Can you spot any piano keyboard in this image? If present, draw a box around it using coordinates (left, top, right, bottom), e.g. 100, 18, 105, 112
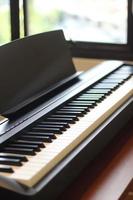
0, 65, 133, 187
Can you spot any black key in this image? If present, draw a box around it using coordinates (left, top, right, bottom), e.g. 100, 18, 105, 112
0, 157, 22, 166
31, 127, 62, 134
15, 140, 45, 148
36, 124, 66, 131
62, 106, 89, 111
0, 153, 27, 162
0, 165, 14, 173
25, 131, 57, 138
20, 135, 52, 143
47, 117, 75, 124
56, 110, 84, 117
39, 121, 70, 128
50, 115, 79, 121
8, 143, 40, 152
3, 147, 36, 156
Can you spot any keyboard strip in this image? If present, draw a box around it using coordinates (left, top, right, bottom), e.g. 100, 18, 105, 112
6, 76, 132, 187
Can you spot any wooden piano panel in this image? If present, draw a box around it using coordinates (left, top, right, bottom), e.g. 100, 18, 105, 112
73, 58, 103, 72
57, 119, 133, 200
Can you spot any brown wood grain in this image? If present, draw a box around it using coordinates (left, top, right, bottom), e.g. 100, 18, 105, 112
72, 57, 104, 72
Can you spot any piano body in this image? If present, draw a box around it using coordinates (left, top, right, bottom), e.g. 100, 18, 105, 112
0, 30, 133, 199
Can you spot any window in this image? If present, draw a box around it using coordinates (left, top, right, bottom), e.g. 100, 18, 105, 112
26, 0, 127, 44
0, 0, 10, 44
1, 0, 133, 60
0, 0, 20, 44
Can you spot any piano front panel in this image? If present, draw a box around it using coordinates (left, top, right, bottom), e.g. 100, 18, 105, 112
0, 64, 133, 188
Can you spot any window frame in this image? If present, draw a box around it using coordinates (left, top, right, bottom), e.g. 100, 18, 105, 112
70, 0, 133, 61
11, 0, 133, 61
10, 0, 20, 40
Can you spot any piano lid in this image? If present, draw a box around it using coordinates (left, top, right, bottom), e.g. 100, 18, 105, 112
0, 30, 76, 117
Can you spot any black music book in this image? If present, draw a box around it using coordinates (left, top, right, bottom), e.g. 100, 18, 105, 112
0, 30, 133, 200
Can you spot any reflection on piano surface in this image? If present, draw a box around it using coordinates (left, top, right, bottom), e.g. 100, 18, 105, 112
0, 30, 133, 200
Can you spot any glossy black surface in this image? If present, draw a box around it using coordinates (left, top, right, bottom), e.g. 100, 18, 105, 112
0, 30, 76, 116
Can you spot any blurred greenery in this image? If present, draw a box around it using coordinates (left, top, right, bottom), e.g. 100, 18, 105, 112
0, 6, 10, 44
28, 1, 63, 34
0, 0, 127, 44
0, 0, 62, 44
